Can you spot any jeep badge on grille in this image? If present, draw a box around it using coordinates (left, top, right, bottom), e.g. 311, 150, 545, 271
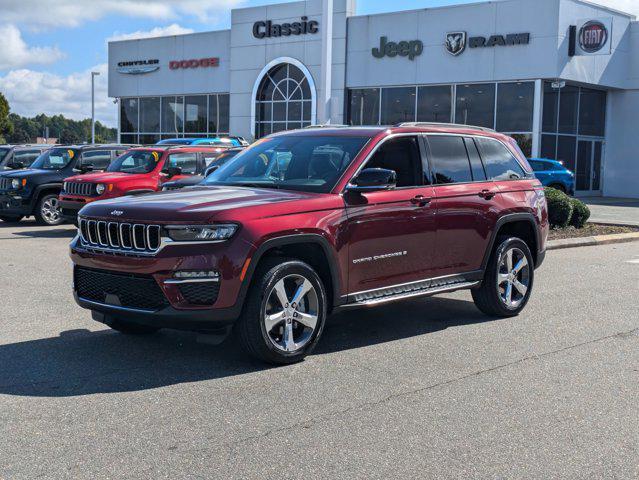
111, 210, 124, 216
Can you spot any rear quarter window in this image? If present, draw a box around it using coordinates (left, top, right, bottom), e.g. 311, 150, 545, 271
475, 137, 526, 181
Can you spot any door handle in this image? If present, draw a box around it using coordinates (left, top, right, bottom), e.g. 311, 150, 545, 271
478, 189, 496, 200
410, 195, 431, 206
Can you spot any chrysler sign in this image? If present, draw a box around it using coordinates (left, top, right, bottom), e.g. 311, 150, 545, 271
117, 59, 159, 75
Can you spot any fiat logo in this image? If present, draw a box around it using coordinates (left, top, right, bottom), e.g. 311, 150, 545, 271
579, 20, 608, 53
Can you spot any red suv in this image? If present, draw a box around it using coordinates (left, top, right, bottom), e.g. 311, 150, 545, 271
70, 125, 548, 364
59, 146, 230, 222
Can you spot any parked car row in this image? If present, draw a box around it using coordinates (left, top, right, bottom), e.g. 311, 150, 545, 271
0, 139, 246, 225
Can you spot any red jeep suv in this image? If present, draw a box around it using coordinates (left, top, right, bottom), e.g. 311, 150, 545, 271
59, 146, 230, 222
70, 125, 548, 364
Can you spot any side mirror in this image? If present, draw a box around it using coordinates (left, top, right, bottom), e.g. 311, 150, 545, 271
166, 166, 182, 178
7, 161, 24, 170
79, 163, 94, 173
204, 165, 219, 177
346, 168, 397, 193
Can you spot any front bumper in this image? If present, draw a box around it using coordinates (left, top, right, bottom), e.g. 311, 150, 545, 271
70, 234, 254, 331
59, 197, 94, 221
0, 193, 31, 216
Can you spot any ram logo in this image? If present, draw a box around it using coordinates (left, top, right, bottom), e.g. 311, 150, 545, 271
445, 32, 467, 56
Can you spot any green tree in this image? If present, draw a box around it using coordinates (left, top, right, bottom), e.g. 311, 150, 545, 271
0, 93, 13, 142
60, 128, 81, 144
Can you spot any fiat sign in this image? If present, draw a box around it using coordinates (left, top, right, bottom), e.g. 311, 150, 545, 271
576, 18, 612, 55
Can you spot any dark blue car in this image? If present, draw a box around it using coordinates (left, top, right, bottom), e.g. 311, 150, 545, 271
528, 158, 575, 195
156, 136, 248, 147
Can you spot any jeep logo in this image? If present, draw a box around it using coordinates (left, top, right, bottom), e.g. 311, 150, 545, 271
372, 36, 424, 61
110, 210, 124, 216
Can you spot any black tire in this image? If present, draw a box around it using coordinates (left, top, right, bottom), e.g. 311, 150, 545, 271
108, 318, 160, 335
549, 183, 566, 193
234, 258, 327, 365
472, 236, 534, 317
0, 215, 23, 223
34, 193, 64, 226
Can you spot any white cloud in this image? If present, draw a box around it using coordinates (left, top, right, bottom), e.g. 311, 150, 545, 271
0, 64, 117, 127
108, 23, 195, 43
593, 0, 639, 17
2, 0, 244, 29
0, 24, 65, 70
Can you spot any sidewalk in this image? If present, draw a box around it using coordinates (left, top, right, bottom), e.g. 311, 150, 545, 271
580, 197, 639, 227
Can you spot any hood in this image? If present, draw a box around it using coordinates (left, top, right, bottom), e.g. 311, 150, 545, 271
64, 172, 150, 183
79, 185, 329, 223
0, 168, 53, 179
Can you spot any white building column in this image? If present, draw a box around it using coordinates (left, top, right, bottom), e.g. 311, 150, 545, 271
531, 79, 543, 157
319, 0, 334, 124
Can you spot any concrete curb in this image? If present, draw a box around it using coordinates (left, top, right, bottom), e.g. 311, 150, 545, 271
547, 232, 639, 250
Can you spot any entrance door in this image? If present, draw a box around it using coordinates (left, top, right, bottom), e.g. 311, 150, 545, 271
576, 140, 603, 195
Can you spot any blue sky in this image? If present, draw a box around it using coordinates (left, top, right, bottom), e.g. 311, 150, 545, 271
0, 0, 634, 127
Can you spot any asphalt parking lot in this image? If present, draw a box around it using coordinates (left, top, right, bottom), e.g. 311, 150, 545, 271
0, 221, 638, 479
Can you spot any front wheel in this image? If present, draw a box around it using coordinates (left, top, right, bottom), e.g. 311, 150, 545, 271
472, 237, 534, 317
235, 259, 327, 365
34, 194, 64, 226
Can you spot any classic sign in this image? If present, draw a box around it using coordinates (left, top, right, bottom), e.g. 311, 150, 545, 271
372, 36, 424, 60
253, 16, 319, 38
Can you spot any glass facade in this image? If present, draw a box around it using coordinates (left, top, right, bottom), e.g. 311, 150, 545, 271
541, 81, 606, 192
347, 81, 535, 155
120, 94, 230, 144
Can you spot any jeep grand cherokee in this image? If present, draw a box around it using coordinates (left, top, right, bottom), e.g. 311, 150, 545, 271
70, 124, 548, 364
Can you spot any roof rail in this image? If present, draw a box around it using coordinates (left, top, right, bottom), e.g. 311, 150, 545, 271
395, 122, 495, 133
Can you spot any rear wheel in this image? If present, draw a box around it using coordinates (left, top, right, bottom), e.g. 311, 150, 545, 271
35, 194, 64, 226
235, 259, 327, 365
549, 183, 566, 193
472, 237, 534, 317
0, 215, 23, 223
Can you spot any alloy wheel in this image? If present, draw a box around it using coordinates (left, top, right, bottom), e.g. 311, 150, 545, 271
42, 197, 61, 224
263, 274, 319, 353
496, 247, 530, 309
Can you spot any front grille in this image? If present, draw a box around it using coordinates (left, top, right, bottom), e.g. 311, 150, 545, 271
0, 178, 13, 190
75, 267, 169, 311
66, 182, 95, 196
78, 217, 161, 254
178, 282, 220, 306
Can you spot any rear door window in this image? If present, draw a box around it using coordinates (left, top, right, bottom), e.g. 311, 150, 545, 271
475, 137, 526, 181
427, 135, 473, 184
81, 150, 112, 170
167, 153, 198, 174
14, 150, 42, 167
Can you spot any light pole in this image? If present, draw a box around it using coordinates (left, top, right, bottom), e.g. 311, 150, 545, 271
91, 71, 100, 144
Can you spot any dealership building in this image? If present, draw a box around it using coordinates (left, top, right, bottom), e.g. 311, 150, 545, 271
108, 0, 639, 197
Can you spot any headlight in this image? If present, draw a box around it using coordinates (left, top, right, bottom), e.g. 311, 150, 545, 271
95, 183, 106, 195
11, 179, 22, 190
165, 224, 238, 242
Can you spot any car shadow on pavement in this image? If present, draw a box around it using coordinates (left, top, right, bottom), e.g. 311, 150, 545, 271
12, 228, 77, 239
0, 297, 498, 398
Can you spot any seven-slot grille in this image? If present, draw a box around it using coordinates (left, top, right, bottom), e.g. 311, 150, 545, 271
78, 217, 162, 254
66, 181, 95, 196
0, 178, 14, 190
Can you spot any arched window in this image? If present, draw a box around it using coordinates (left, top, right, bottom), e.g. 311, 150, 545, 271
254, 63, 313, 138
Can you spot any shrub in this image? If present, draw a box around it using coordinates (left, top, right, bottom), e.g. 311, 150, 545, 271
545, 187, 573, 228
569, 197, 591, 228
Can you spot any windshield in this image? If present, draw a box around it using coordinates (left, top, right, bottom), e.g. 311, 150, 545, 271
203, 135, 370, 193
30, 148, 77, 170
108, 150, 162, 174
0, 148, 9, 166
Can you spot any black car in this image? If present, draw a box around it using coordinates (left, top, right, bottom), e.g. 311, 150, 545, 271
0, 145, 52, 171
161, 147, 245, 191
0, 144, 132, 225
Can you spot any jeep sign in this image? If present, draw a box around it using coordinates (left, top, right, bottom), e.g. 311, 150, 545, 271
372, 37, 424, 61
